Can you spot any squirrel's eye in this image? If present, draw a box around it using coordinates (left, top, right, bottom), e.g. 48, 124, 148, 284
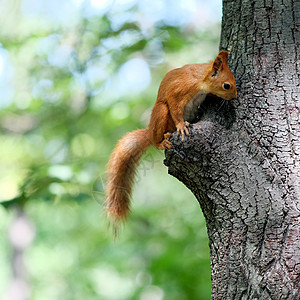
223, 83, 231, 90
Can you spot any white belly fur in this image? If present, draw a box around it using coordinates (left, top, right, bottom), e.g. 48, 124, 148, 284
183, 92, 207, 122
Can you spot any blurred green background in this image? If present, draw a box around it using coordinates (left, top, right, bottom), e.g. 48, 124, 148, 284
0, 0, 222, 299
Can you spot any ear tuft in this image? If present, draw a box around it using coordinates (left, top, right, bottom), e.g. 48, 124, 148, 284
217, 51, 228, 63
212, 51, 229, 76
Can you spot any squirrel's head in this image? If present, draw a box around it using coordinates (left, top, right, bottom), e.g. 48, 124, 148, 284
203, 51, 237, 100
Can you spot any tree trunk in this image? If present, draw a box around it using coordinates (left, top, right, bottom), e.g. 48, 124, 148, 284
164, 0, 300, 299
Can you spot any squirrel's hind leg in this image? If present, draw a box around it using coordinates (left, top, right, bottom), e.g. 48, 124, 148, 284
149, 103, 174, 150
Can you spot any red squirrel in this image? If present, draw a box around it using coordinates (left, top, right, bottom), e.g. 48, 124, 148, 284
106, 51, 237, 225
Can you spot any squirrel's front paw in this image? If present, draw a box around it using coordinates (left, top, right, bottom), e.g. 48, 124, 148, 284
176, 121, 190, 141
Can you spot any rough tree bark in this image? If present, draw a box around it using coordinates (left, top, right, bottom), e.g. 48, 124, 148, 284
164, 0, 300, 299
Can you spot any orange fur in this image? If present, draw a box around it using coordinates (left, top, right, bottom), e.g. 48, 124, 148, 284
106, 51, 237, 225
106, 129, 151, 223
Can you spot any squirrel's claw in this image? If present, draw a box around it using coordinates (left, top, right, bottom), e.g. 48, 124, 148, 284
164, 140, 172, 149
157, 133, 172, 150
177, 121, 190, 141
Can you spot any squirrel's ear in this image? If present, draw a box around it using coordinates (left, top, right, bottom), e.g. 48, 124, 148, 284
211, 51, 229, 77
217, 51, 228, 63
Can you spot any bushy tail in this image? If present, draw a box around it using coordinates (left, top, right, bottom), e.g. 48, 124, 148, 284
105, 128, 152, 227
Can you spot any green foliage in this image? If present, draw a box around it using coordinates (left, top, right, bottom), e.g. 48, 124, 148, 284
0, 1, 221, 299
